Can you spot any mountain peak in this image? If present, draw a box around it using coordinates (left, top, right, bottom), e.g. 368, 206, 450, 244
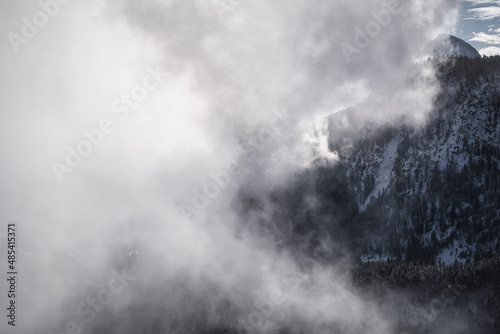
423, 34, 481, 59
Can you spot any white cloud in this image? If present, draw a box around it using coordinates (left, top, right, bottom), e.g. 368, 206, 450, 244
463, 0, 500, 5
470, 31, 500, 43
479, 45, 500, 55
467, 6, 500, 20
0, 0, 465, 333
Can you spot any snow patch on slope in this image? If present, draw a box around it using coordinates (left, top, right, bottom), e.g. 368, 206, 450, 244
364, 136, 400, 207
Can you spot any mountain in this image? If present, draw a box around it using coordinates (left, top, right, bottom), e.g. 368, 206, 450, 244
205, 56, 500, 334
423, 34, 481, 59
234, 54, 500, 333
325, 56, 500, 264
239, 56, 500, 266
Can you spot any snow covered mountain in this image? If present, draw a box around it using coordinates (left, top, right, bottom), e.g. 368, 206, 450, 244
234, 53, 500, 334
239, 55, 499, 267
238, 54, 500, 269
326, 56, 500, 264
423, 34, 481, 59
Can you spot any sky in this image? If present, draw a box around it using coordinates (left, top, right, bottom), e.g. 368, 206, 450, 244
457, 0, 500, 56
0, 0, 497, 333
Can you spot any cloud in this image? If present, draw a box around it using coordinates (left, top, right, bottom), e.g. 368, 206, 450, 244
0, 0, 462, 333
479, 45, 500, 55
463, 0, 500, 5
466, 6, 500, 20
470, 31, 500, 43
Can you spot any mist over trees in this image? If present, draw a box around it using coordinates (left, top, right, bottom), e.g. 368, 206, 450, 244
233, 55, 500, 333
240, 56, 500, 265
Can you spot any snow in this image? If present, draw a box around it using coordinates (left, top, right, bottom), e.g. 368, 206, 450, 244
437, 239, 473, 265
364, 136, 400, 207
360, 253, 394, 263
423, 34, 481, 59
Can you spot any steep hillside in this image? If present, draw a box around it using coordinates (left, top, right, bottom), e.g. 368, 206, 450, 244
327, 56, 500, 263
237, 56, 500, 267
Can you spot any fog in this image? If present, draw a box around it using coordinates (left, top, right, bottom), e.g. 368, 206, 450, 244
0, 0, 460, 333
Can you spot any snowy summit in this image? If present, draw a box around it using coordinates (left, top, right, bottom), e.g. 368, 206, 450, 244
423, 34, 481, 59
